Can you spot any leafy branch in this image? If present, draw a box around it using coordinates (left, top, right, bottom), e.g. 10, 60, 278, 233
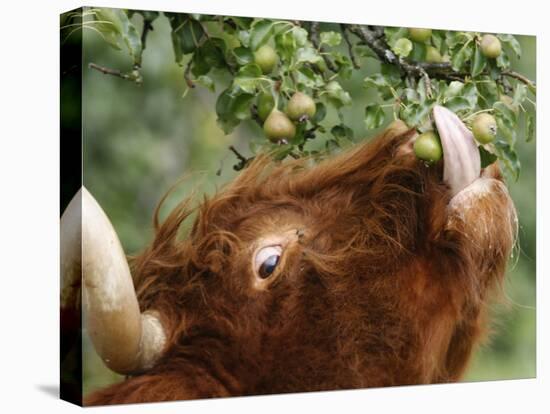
74, 8, 536, 179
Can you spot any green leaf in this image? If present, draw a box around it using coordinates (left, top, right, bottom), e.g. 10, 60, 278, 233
215, 88, 240, 134
190, 13, 207, 21
451, 40, 474, 72
479, 145, 498, 168
443, 81, 464, 99
364, 72, 399, 101
94, 10, 124, 50
311, 102, 326, 124
95, 8, 143, 65
364, 73, 395, 101
325, 81, 352, 107
380, 63, 401, 87
486, 59, 501, 80
471, 45, 487, 77
495, 52, 510, 69
475, 76, 499, 108
444, 97, 472, 112
177, 18, 206, 54
274, 31, 296, 60
525, 112, 535, 143
271, 144, 294, 161
461, 82, 479, 108
400, 99, 435, 127
409, 42, 426, 62
494, 101, 518, 124
292, 122, 310, 146
215, 88, 255, 133
325, 139, 341, 151
195, 75, 215, 92
496, 117, 516, 145
320, 31, 342, 47
296, 67, 324, 89
191, 38, 226, 76
170, 31, 183, 64
331, 124, 354, 141
494, 102, 517, 148
327, 52, 350, 79
249, 19, 273, 50
432, 31, 444, 50
191, 54, 209, 76
296, 47, 323, 65
495, 140, 520, 181
216, 88, 235, 118
237, 63, 262, 77
364, 73, 389, 90
292, 27, 309, 46
392, 38, 413, 58
403, 88, 419, 102
445, 31, 472, 50
232, 93, 256, 120
384, 27, 409, 48
230, 17, 253, 30
233, 63, 263, 94
497, 34, 521, 58
364, 104, 385, 129
217, 117, 241, 135
512, 83, 527, 107
233, 47, 254, 65
238, 30, 251, 48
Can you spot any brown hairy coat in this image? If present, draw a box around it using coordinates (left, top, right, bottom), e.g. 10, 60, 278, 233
86, 122, 516, 405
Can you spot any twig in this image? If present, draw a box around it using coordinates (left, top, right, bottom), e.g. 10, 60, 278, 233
415, 61, 452, 71
141, 19, 153, 51
216, 154, 227, 176
419, 64, 536, 89
298, 125, 320, 151
197, 20, 211, 40
500, 75, 513, 95
502, 70, 536, 90
349, 25, 432, 96
347, 25, 539, 95
182, 20, 225, 86
368, 25, 385, 39
223, 18, 237, 31
88, 62, 141, 84
349, 25, 398, 64
399, 59, 433, 97
304, 125, 319, 139
184, 60, 195, 88
229, 145, 253, 171
309, 22, 338, 73
250, 105, 264, 127
89, 62, 125, 78
341, 25, 360, 69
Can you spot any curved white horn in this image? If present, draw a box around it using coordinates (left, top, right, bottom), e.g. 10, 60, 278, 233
61, 187, 166, 374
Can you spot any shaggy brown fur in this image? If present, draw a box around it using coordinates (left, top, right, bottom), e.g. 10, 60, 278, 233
86, 122, 516, 405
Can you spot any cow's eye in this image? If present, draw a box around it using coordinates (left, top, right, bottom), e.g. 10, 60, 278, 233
254, 245, 282, 279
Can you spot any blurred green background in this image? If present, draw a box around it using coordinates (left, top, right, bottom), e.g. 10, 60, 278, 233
77, 12, 536, 394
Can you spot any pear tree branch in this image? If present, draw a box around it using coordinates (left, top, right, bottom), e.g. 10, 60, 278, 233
309, 22, 338, 73
347, 25, 536, 92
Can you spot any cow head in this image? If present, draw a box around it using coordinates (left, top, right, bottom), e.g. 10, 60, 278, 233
61, 106, 516, 397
